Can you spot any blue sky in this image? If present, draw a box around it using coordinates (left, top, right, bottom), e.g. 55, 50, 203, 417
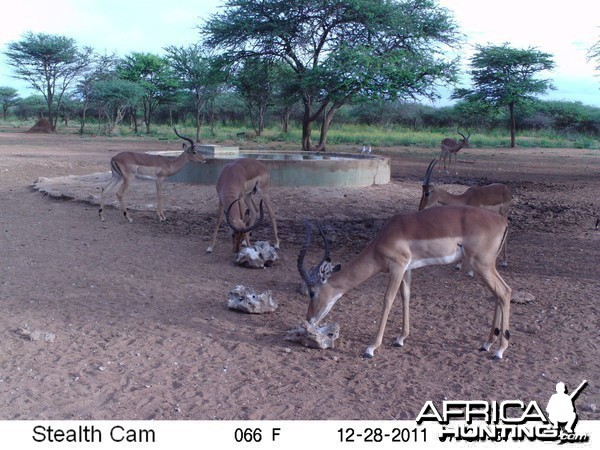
1, 0, 599, 106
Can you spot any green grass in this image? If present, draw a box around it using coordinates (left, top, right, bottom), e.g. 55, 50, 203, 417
197, 124, 600, 150
3, 119, 599, 149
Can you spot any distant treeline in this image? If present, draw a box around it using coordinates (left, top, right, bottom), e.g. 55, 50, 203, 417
4, 93, 600, 142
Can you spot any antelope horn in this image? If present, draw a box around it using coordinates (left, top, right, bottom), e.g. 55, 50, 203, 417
423, 159, 437, 186
315, 222, 331, 265
173, 127, 195, 149
297, 219, 313, 288
225, 198, 264, 234
457, 128, 470, 141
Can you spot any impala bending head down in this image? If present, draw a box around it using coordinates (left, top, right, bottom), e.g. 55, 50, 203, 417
207, 158, 280, 253
298, 206, 512, 359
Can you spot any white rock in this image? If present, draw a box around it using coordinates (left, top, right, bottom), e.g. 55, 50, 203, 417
285, 321, 340, 349
227, 285, 278, 314
235, 241, 279, 268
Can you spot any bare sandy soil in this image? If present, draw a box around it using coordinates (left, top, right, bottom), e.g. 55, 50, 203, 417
0, 129, 599, 421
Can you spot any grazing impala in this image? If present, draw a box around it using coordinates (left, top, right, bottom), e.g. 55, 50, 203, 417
298, 206, 512, 360
207, 158, 280, 253
439, 128, 470, 173
99, 128, 205, 222
419, 159, 512, 273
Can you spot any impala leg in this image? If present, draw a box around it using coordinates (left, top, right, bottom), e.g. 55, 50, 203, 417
155, 178, 167, 222
454, 246, 474, 276
473, 263, 512, 359
394, 269, 412, 348
207, 203, 224, 253
99, 175, 121, 221
260, 194, 280, 249
364, 266, 405, 358
238, 198, 251, 248
500, 239, 508, 268
481, 299, 502, 352
116, 177, 133, 223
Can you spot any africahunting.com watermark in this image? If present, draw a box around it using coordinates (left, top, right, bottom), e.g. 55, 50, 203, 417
417, 380, 590, 444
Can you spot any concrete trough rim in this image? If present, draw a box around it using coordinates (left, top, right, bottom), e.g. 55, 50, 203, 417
154, 149, 390, 187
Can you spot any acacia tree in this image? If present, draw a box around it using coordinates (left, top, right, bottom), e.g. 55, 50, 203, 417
91, 79, 144, 136
0, 87, 20, 120
453, 43, 555, 148
4, 32, 94, 130
203, 0, 460, 151
233, 58, 281, 136
117, 52, 179, 134
164, 44, 224, 141
74, 53, 120, 134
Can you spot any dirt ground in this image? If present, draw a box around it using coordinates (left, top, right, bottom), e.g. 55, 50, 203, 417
0, 129, 599, 421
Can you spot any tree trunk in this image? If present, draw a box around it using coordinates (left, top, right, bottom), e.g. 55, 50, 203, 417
195, 111, 203, 143
79, 106, 88, 134
301, 96, 314, 151
46, 82, 56, 132
257, 105, 266, 136
509, 102, 516, 148
315, 103, 342, 151
281, 107, 290, 133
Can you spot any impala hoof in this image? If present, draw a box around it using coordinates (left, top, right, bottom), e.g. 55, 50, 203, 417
479, 346, 488, 352
492, 355, 503, 361
363, 352, 374, 359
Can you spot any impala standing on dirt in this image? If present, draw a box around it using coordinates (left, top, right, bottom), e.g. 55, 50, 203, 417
99, 128, 205, 222
207, 158, 280, 253
419, 159, 512, 273
439, 128, 470, 173
298, 206, 512, 360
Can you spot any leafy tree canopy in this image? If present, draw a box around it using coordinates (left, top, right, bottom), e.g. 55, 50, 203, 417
453, 43, 555, 147
117, 52, 180, 133
203, 0, 461, 150
4, 32, 94, 129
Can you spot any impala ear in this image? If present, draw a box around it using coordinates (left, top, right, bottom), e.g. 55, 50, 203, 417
317, 260, 341, 283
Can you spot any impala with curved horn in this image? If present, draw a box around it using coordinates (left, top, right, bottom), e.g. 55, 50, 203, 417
224, 196, 265, 252
439, 128, 470, 173
99, 128, 205, 222
419, 159, 512, 274
298, 206, 512, 359
207, 158, 280, 253
297, 221, 340, 295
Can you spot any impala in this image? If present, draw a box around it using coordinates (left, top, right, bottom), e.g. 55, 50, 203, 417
419, 159, 512, 273
207, 158, 280, 253
99, 128, 205, 222
298, 206, 512, 359
439, 128, 470, 173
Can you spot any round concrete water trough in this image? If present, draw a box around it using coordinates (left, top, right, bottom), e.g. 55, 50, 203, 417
157, 146, 390, 187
